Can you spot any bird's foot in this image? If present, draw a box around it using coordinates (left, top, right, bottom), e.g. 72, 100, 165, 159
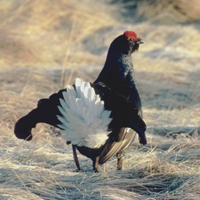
94, 167, 100, 173
75, 168, 81, 172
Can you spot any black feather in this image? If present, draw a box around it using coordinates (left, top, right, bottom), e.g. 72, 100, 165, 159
14, 31, 146, 171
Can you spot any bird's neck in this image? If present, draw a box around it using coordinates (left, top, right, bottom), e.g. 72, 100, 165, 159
94, 51, 136, 97
94, 49, 142, 115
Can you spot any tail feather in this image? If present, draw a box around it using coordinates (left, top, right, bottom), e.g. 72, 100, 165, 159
56, 78, 112, 148
14, 89, 65, 140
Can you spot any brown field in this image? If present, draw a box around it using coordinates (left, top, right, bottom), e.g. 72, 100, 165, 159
0, 0, 200, 199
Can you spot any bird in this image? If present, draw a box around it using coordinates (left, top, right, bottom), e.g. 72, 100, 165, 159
14, 31, 147, 172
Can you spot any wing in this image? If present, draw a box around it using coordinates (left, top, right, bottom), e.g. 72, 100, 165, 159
122, 115, 147, 145
93, 82, 147, 145
56, 78, 112, 148
99, 128, 136, 165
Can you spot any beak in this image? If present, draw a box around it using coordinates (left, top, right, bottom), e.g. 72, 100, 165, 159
137, 38, 145, 44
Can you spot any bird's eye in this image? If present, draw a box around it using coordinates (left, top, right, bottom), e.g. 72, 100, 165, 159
128, 38, 135, 43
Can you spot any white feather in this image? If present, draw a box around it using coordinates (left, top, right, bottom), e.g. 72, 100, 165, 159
57, 78, 112, 148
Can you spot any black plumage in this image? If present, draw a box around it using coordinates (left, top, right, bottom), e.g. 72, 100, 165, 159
14, 31, 147, 172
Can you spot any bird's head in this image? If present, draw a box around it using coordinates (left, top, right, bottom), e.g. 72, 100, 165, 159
110, 31, 144, 54
124, 31, 144, 52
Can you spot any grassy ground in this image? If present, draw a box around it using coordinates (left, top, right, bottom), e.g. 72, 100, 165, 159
0, 0, 200, 199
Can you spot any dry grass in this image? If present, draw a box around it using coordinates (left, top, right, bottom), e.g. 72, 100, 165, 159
114, 0, 200, 23
136, 0, 200, 23
0, 0, 200, 199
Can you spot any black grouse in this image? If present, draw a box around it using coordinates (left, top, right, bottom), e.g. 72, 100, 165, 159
14, 31, 147, 172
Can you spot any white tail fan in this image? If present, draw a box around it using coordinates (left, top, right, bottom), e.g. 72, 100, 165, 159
56, 78, 112, 148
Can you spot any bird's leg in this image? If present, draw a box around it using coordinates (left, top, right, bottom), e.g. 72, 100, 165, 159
93, 157, 99, 172
116, 151, 124, 170
72, 145, 81, 171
